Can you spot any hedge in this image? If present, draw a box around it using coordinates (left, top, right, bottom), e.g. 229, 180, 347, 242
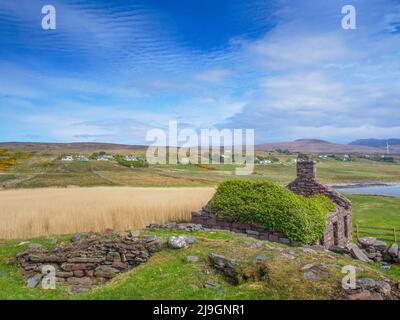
209, 180, 335, 244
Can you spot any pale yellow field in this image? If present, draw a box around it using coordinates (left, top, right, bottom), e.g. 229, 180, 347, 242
0, 187, 215, 239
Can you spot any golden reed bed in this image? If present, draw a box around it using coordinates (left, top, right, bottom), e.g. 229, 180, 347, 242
0, 187, 215, 239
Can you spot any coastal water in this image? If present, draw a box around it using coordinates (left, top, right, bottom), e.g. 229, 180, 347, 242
335, 185, 400, 197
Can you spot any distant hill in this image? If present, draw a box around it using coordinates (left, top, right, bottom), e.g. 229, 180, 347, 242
0, 142, 147, 154
255, 139, 387, 154
349, 138, 400, 148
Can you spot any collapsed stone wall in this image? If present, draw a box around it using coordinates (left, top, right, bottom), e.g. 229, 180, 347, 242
191, 210, 300, 246
16, 232, 161, 293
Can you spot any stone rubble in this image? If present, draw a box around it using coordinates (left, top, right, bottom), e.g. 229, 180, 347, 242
16, 231, 163, 293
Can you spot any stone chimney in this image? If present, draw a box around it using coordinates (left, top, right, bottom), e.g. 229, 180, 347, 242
296, 160, 316, 181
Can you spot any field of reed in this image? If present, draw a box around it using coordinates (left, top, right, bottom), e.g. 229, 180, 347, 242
0, 187, 215, 239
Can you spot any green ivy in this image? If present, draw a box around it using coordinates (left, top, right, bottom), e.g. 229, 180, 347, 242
209, 180, 335, 245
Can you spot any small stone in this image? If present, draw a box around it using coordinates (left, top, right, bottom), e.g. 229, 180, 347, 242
71, 232, 81, 242
347, 290, 372, 300
146, 235, 157, 243
181, 235, 196, 244
128, 230, 140, 238
301, 264, 314, 270
248, 242, 262, 249
209, 253, 226, 269
246, 229, 259, 236
186, 256, 200, 262
299, 247, 317, 255
358, 237, 377, 247
380, 264, 391, 270
358, 278, 376, 289
254, 254, 267, 263
329, 246, 349, 254
204, 280, 219, 289
94, 265, 120, 278
28, 243, 43, 251
375, 281, 391, 295
388, 243, 399, 257
303, 271, 320, 281
27, 274, 43, 288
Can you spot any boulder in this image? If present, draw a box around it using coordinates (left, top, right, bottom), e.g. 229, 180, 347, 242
168, 236, 188, 249
346, 243, 372, 263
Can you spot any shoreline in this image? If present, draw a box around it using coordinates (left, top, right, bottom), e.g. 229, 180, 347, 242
328, 181, 400, 189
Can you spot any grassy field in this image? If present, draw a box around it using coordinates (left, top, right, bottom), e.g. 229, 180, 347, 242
0, 228, 399, 300
0, 187, 215, 239
348, 194, 400, 228
1, 151, 399, 189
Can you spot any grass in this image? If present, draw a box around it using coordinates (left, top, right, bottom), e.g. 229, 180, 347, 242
0, 187, 215, 239
1, 228, 399, 300
349, 194, 400, 228
1, 152, 400, 189
0, 193, 400, 300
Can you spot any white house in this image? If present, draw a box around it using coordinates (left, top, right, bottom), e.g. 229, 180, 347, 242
259, 159, 272, 165
124, 155, 137, 161
61, 155, 73, 161
97, 155, 114, 161
75, 155, 88, 161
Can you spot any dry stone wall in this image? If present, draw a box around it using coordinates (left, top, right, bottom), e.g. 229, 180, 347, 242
16, 232, 162, 293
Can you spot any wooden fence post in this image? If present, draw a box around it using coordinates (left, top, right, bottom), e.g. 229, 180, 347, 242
356, 224, 359, 240
394, 227, 397, 243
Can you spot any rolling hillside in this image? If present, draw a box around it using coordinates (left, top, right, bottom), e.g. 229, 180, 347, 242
255, 139, 386, 154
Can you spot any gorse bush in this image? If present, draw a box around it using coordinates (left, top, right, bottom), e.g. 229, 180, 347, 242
209, 180, 335, 245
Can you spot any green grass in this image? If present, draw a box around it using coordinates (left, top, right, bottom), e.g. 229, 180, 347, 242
1, 227, 400, 300
349, 194, 400, 228
2, 152, 400, 189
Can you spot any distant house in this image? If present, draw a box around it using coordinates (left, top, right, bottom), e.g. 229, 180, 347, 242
61, 155, 73, 161
259, 159, 272, 165
124, 155, 137, 161
318, 154, 328, 159
75, 155, 88, 161
96, 155, 114, 161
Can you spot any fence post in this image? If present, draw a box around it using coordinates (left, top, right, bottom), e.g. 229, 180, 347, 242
394, 227, 397, 243
356, 224, 359, 240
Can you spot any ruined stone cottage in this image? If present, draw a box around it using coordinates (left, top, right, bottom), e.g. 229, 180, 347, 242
287, 160, 352, 248
192, 160, 352, 248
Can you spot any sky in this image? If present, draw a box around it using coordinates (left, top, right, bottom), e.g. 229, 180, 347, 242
0, 0, 400, 144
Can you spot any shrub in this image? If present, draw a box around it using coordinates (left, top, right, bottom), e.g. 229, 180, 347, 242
209, 180, 335, 245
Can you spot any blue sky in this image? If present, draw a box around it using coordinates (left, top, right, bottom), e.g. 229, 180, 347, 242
1, 0, 400, 144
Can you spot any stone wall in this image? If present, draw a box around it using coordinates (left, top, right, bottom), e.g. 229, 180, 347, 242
16, 232, 162, 293
287, 161, 352, 248
191, 210, 299, 246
